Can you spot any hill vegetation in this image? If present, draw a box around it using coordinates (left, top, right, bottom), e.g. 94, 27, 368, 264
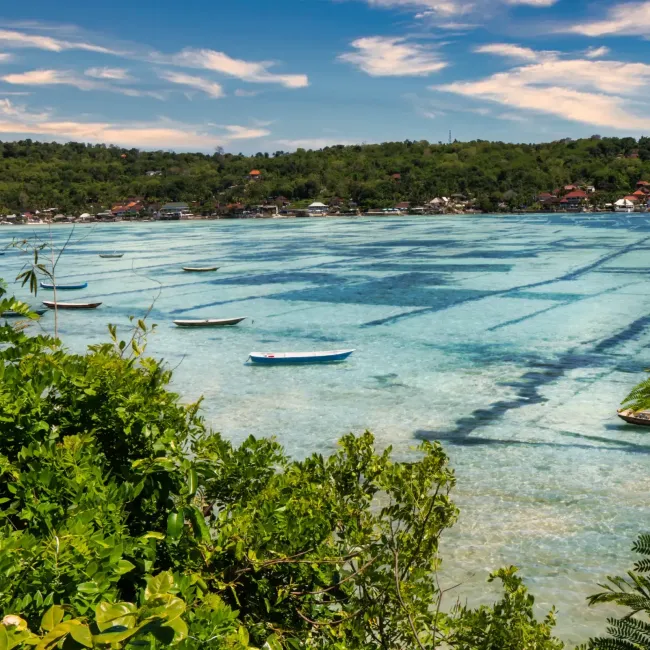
2, 136, 650, 213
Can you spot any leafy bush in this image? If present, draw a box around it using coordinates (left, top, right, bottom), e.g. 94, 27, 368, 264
0, 283, 565, 648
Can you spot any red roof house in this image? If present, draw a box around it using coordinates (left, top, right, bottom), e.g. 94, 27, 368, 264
248, 170, 262, 180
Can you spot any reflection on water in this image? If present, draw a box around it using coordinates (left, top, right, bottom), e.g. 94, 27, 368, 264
3, 213, 650, 643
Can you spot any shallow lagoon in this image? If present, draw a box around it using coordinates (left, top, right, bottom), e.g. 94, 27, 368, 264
3, 213, 650, 642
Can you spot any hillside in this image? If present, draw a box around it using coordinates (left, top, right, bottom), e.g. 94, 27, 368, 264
1, 136, 650, 213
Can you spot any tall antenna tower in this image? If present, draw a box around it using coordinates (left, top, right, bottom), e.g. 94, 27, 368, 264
448, 130, 452, 145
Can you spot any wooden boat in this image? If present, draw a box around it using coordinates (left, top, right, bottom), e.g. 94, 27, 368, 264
99, 253, 124, 259
617, 409, 650, 426
42, 301, 101, 310
40, 281, 88, 290
174, 317, 246, 328
182, 266, 219, 273
248, 349, 355, 365
2, 308, 47, 317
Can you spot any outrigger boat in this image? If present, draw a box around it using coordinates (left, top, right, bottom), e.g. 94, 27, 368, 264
99, 253, 124, 259
248, 349, 355, 365
182, 266, 219, 272
174, 317, 246, 328
2, 308, 47, 317
40, 281, 88, 290
42, 301, 102, 310
617, 409, 650, 426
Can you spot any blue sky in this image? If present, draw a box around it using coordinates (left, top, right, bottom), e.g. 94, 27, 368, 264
0, 0, 648, 152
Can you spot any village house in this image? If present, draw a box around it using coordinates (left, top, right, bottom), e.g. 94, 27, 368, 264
159, 202, 192, 220
395, 202, 410, 212
307, 202, 328, 216
560, 189, 588, 211
248, 169, 262, 181
111, 200, 144, 218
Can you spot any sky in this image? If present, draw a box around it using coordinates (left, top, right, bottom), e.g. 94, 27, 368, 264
0, 0, 648, 153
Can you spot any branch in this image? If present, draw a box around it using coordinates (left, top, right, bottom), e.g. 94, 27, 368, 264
393, 549, 426, 650
291, 555, 379, 596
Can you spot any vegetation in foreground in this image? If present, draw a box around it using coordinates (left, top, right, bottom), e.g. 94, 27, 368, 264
1, 279, 650, 648
2, 136, 650, 214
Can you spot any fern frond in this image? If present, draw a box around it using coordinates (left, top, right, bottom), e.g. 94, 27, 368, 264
634, 559, 650, 574
591, 636, 644, 650
607, 617, 650, 646
632, 536, 650, 556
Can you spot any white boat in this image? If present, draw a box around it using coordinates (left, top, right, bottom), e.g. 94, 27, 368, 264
248, 349, 355, 365
174, 317, 246, 328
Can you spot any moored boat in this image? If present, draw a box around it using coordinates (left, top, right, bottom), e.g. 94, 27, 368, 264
182, 266, 219, 272
248, 349, 355, 365
617, 408, 650, 426
40, 281, 88, 290
2, 308, 47, 317
42, 301, 102, 310
174, 317, 246, 328
99, 253, 124, 259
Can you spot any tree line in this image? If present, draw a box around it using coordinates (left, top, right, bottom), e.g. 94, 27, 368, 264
1, 136, 650, 214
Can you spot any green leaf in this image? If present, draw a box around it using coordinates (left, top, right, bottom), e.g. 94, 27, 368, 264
141, 532, 165, 541
68, 625, 92, 649
0, 626, 8, 650
40, 606, 64, 633
166, 512, 183, 540
95, 603, 136, 632
76, 582, 99, 595
185, 505, 211, 544
263, 633, 283, 650
187, 468, 198, 497
145, 573, 174, 601
160, 617, 187, 643
115, 560, 136, 575
92, 625, 140, 645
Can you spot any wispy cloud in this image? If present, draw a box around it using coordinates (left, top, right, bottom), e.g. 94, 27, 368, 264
564, 1, 650, 37
158, 48, 308, 88
358, 0, 557, 19
158, 70, 225, 98
0, 99, 270, 150
234, 88, 260, 97
0, 53, 14, 63
474, 43, 552, 62
584, 46, 611, 59
2, 68, 164, 100
437, 52, 650, 129
340, 36, 447, 76
85, 67, 132, 80
0, 28, 122, 55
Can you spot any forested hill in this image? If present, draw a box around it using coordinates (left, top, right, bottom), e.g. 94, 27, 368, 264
2, 136, 650, 213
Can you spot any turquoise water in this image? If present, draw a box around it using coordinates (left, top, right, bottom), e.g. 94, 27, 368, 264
3, 214, 650, 642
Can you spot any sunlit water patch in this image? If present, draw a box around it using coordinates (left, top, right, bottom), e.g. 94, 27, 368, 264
3, 214, 650, 643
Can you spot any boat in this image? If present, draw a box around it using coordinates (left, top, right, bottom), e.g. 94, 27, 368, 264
174, 317, 246, 328
248, 349, 355, 365
617, 409, 650, 426
99, 253, 124, 259
2, 308, 47, 317
182, 266, 219, 272
42, 301, 102, 310
40, 281, 88, 290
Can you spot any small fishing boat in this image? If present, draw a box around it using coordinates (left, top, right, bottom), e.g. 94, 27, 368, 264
617, 409, 650, 426
248, 349, 355, 365
42, 301, 102, 310
99, 253, 124, 259
2, 308, 47, 317
174, 317, 246, 328
182, 266, 219, 273
40, 281, 88, 290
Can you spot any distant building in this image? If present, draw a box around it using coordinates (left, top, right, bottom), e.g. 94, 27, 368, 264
395, 202, 410, 211
307, 201, 328, 216
159, 202, 192, 220
111, 200, 144, 218
146, 170, 162, 177
562, 189, 588, 211
391, 173, 401, 180
248, 169, 262, 180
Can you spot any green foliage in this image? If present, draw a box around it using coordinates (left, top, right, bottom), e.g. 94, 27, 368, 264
0, 278, 566, 648
588, 535, 650, 649
0, 136, 649, 211
621, 373, 650, 413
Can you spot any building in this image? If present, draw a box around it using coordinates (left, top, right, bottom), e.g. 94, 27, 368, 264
146, 170, 162, 177
561, 189, 588, 211
395, 202, 410, 212
615, 198, 635, 213
159, 202, 192, 220
111, 200, 144, 218
249, 169, 262, 181
307, 202, 328, 216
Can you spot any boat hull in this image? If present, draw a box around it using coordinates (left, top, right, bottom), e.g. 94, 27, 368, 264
249, 350, 355, 365
182, 267, 219, 272
174, 317, 246, 327
99, 254, 124, 259
40, 282, 88, 290
2, 308, 47, 317
42, 301, 101, 310
618, 409, 650, 426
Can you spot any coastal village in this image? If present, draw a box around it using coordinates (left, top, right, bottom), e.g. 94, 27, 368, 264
2, 168, 650, 225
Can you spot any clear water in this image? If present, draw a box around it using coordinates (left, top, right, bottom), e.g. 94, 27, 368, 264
3, 214, 650, 643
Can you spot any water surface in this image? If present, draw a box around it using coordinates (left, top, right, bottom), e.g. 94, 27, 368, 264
3, 214, 650, 642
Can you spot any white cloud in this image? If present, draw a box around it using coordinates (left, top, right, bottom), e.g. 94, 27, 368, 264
0, 99, 269, 150
85, 67, 132, 80
2, 68, 165, 100
159, 70, 224, 98
339, 36, 447, 76
159, 48, 308, 88
0, 28, 121, 55
584, 46, 611, 59
436, 54, 650, 129
360, 0, 557, 17
275, 138, 361, 150
474, 43, 550, 61
565, 1, 650, 37
503, 0, 557, 5
234, 88, 260, 97
0, 53, 13, 63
